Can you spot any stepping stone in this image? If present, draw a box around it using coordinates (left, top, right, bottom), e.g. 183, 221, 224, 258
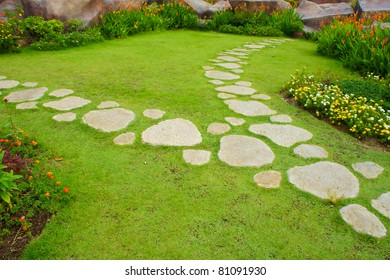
83, 108, 135, 132
244, 44, 265, 49
223, 51, 249, 56
225, 100, 276, 116
372, 192, 390, 219
203, 66, 214, 70
16, 102, 38, 110
233, 48, 252, 53
293, 144, 328, 159
0, 76, 6, 80
249, 124, 312, 147
0, 80, 20, 89
235, 81, 252, 87
207, 123, 231, 135
238, 61, 248, 65
143, 109, 166, 120
142, 118, 202, 146
231, 69, 244, 74
352, 162, 384, 179
49, 89, 74, 98
97, 101, 120, 109
225, 117, 245, 126
287, 161, 359, 200
217, 56, 240, 62
209, 59, 223, 63
4, 87, 48, 103
183, 150, 211, 165
218, 135, 275, 167
218, 93, 236, 99
114, 132, 135, 145
270, 114, 293, 123
43, 96, 91, 111
216, 85, 256, 96
340, 204, 387, 238
254, 170, 282, 189
22, 82, 38, 87
251, 94, 271, 100
209, 80, 224, 85
205, 71, 240, 81
53, 112, 77, 122
215, 63, 241, 70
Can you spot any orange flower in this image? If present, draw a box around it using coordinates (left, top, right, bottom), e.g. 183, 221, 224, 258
19, 216, 25, 222
63, 188, 69, 194
45, 192, 50, 197
15, 141, 21, 147
29, 175, 34, 180
31, 140, 38, 146
56, 181, 61, 185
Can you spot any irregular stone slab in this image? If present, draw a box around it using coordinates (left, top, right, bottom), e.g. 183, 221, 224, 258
254, 170, 282, 189
49, 89, 74, 97
114, 132, 135, 145
235, 81, 252, 87
238, 61, 248, 65
288, 161, 359, 200
4, 87, 48, 103
203, 66, 215, 70
293, 144, 328, 159
244, 44, 265, 49
207, 123, 231, 135
270, 114, 293, 123
43, 96, 91, 111
251, 94, 271, 100
249, 124, 312, 147
225, 100, 276, 116
209, 59, 223, 63
183, 150, 211, 165
53, 112, 77, 122
357, 0, 390, 14
231, 69, 244, 74
215, 63, 241, 70
209, 80, 224, 85
83, 108, 135, 132
352, 162, 384, 179
233, 48, 252, 53
340, 204, 387, 238
372, 192, 390, 219
97, 101, 120, 109
143, 109, 166, 120
223, 51, 249, 56
218, 135, 275, 167
225, 117, 245, 126
205, 71, 240, 80
22, 82, 38, 87
16, 102, 38, 110
218, 93, 236, 99
217, 56, 240, 62
216, 85, 256, 96
0, 76, 6, 80
142, 118, 202, 146
0, 80, 20, 89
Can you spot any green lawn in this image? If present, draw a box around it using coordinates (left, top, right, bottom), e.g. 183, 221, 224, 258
1, 30, 389, 259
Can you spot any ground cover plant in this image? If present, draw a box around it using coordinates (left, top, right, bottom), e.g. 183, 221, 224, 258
0, 31, 389, 259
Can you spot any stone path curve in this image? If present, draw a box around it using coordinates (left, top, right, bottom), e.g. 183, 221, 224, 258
1, 38, 387, 238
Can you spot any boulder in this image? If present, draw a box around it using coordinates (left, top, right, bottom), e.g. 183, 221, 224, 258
184, 0, 231, 18
229, 0, 291, 13
356, 0, 390, 15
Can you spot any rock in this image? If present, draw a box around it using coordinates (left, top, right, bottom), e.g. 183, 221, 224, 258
143, 109, 166, 120
244, 44, 265, 49
53, 112, 77, 122
183, 149, 211, 165
0, 80, 20, 89
216, 85, 256, 96
238, 61, 249, 65
205, 70, 240, 80
203, 66, 215, 70
5, 87, 47, 103
352, 162, 384, 179
218, 135, 275, 167
0, 76, 6, 79
142, 118, 202, 146
22, 82, 38, 87
356, 0, 390, 15
225, 100, 276, 116
97, 101, 120, 109
251, 94, 271, 100
249, 124, 312, 147
254, 170, 282, 188
217, 56, 241, 62
225, 117, 245, 126
209, 80, 224, 85
340, 204, 387, 238
207, 123, 231, 135
49, 89, 74, 98
235, 81, 252, 87
16, 102, 38, 110
270, 114, 292, 123
231, 69, 244, 74
215, 63, 241, 70
287, 161, 359, 200
83, 108, 135, 132
372, 192, 390, 219
113, 132, 135, 145
229, 0, 291, 13
218, 93, 236, 99
209, 59, 223, 63
293, 144, 328, 159
184, 0, 231, 18
223, 51, 249, 56
43, 96, 91, 111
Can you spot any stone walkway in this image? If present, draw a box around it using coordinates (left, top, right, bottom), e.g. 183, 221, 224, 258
0, 38, 388, 238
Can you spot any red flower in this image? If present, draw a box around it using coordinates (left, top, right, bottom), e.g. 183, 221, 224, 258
63, 188, 69, 194
19, 216, 25, 222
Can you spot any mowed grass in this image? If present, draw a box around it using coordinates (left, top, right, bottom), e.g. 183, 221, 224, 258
0, 30, 389, 259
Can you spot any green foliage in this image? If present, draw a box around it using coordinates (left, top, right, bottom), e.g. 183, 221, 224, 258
65, 18, 84, 33
269, 8, 303, 36
156, 2, 199, 30
22, 16, 64, 41
0, 152, 22, 209
0, 8, 24, 53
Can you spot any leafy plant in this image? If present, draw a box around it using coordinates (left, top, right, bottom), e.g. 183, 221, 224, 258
21, 16, 64, 41
0, 152, 22, 209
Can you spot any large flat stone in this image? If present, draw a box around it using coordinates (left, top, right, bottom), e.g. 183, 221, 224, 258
251, 94, 271, 100
205, 71, 240, 80
235, 81, 252, 87
217, 56, 240, 62
249, 124, 312, 147
43, 96, 91, 111
372, 192, 390, 219
357, 0, 390, 14
0, 80, 20, 89
218, 135, 275, 167
270, 114, 292, 123
83, 108, 135, 132
254, 170, 282, 189
114, 132, 135, 145
225, 100, 276, 116
288, 161, 359, 200
97, 101, 120, 109
209, 80, 224, 85
142, 118, 202, 146
183, 150, 211, 165
352, 162, 384, 179
4, 87, 48, 103
218, 93, 236, 99
216, 85, 256, 96
215, 63, 241, 70
340, 204, 387, 238
22, 82, 38, 87
16, 102, 39, 110
293, 144, 328, 159
49, 89, 74, 97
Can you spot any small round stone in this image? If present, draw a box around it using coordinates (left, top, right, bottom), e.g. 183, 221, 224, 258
22, 82, 38, 87
293, 144, 328, 159
183, 150, 211, 165
97, 101, 120, 109
53, 112, 77, 122
372, 192, 390, 219
352, 162, 384, 179
235, 81, 252, 87
251, 94, 271, 100
49, 89, 74, 98
209, 80, 224, 85
217, 93, 236, 99
254, 171, 282, 189
207, 123, 231, 135
16, 102, 38, 110
0, 80, 20, 89
270, 114, 293, 123
225, 117, 245, 126
114, 132, 136, 145
143, 109, 166, 120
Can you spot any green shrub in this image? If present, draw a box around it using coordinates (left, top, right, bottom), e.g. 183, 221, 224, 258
269, 8, 303, 36
0, 8, 24, 53
217, 24, 244, 35
65, 18, 84, 32
22, 16, 64, 41
156, 2, 199, 30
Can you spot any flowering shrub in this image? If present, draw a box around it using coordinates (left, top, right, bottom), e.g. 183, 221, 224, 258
0, 8, 24, 53
284, 71, 390, 143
